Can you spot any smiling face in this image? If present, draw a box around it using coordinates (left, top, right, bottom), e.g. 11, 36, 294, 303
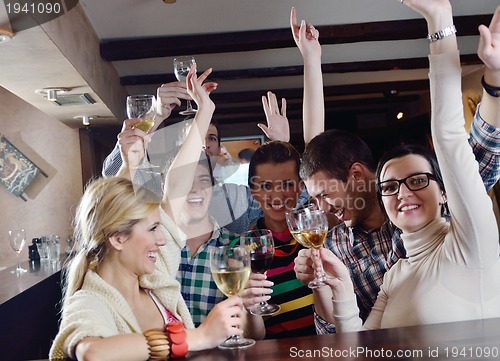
250, 160, 302, 231
181, 163, 214, 225
121, 208, 165, 276
380, 154, 445, 233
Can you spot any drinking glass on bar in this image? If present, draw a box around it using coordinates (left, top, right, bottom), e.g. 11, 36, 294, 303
285, 204, 332, 289
209, 245, 255, 349
240, 229, 281, 316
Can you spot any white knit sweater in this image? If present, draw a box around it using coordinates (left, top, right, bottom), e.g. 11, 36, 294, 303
49, 209, 193, 359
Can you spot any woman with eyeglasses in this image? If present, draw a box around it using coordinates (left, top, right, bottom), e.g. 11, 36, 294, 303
311, 0, 500, 332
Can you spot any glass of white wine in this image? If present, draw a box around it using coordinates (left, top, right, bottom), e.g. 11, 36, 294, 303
126, 94, 158, 169
9, 229, 27, 275
209, 245, 255, 349
285, 204, 332, 289
173, 56, 197, 115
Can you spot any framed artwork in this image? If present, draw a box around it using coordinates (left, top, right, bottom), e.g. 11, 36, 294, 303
0, 134, 47, 201
220, 135, 264, 161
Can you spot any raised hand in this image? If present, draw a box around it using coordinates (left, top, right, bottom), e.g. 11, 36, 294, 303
258, 91, 290, 142
117, 118, 148, 171
290, 7, 321, 60
478, 6, 500, 74
156, 81, 187, 122
399, 0, 452, 21
186, 65, 217, 111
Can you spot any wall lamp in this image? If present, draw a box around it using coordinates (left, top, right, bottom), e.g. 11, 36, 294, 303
35, 87, 69, 101
0, 29, 14, 43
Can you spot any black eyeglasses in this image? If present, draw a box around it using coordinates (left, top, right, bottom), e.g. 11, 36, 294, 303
378, 173, 437, 196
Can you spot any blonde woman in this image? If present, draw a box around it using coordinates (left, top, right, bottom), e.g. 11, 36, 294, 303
49, 177, 243, 360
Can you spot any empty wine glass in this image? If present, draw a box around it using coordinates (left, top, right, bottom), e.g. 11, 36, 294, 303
240, 229, 281, 316
9, 229, 27, 275
126, 94, 158, 169
210, 245, 255, 349
285, 204, 332, 289
173, 56, 197, 115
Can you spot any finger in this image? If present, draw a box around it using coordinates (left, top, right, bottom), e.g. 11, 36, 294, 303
477, 25, 492, 61
488, 5, 500, 33
290, 7, 298, 34
198, 68, 213, 83
269, 92, 278, 113
261, 95, 271, 117
281, 98, 287, 117
257, 123, 271, 138
299, 19, 307, 41
122, 118, 142, 131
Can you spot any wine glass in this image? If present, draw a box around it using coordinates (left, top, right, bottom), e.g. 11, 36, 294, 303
240, 229, 281, 316
285, 204, 332, 289
173, 56, 197, 115
9, 229, 27, 275
209, 245, 255, 349
126, 94, 158, 169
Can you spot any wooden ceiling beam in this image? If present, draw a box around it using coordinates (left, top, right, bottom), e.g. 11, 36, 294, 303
101, 14, 490, 61
120, 54, 480, 86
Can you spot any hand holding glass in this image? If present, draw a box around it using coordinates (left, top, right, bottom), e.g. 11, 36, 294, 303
173, 56, 197, 115
126, 94, 158, 169
240, 229, 281, 316
209, 245, 255, 349
9, 229, 27, 275
286, 204, 332, 289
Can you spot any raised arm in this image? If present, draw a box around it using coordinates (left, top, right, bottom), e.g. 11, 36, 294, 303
162, 66, 217, 221
290, 7, 324, 145
405, 0, 498, 265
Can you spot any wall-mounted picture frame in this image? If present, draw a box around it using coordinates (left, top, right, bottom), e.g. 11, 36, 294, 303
220, 135, 264, 161
0, 134, 47, 201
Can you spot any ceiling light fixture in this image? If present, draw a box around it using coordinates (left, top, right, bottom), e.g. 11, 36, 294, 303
74, 115, 98, 126
396, 112, 404, 120
35, 87, 69, 101
0, 29, 14, 43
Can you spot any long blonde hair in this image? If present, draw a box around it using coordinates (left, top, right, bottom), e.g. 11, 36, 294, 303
62, 177, 160, 308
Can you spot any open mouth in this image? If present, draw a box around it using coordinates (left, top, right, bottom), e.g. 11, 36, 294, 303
399, 204, 420, 212
187, 197, 204, 206
147, 251, 158, 262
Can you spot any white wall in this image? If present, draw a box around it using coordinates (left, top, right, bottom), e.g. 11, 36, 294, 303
0, 87, 83, 268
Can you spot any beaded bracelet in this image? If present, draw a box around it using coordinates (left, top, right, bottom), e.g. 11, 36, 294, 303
144, 329, 170, 361
166, 322, 188, 358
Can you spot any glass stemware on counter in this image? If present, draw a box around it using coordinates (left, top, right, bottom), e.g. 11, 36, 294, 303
285, 204, 332, 289
209, 245, 255, 349
240, 229, 281, 316
173, 56, 197, 115
126, 94, 158, 169
9, 229, 27, 275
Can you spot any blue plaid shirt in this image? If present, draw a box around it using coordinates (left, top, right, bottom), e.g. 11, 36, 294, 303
315, 108, 500, 334
177, 226, 239, 326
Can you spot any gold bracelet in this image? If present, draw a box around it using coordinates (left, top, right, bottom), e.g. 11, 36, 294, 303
144, 329, 170, 361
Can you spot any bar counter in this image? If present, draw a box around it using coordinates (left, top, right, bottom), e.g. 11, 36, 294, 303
0, 259, 64, 361
187, 317, 500, 361
34, 316, 500, 361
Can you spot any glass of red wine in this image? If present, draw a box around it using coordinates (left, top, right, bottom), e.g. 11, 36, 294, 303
240, 229, 281, 316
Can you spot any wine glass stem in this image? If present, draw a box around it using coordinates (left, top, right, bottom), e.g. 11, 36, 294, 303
186, 99, 194, 111
16, 251, 21, 270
